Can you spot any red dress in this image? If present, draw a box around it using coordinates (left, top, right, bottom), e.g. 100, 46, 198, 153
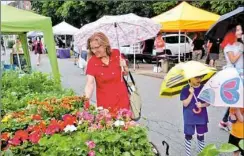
86, 49, 130, 114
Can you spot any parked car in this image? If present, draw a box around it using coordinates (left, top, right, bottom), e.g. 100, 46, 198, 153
157, 34, 193, 56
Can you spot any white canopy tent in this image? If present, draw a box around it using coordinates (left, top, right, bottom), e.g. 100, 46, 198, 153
53, 21, 79, 47
53, 21, 79, 35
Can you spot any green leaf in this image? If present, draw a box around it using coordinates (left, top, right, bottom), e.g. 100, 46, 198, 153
134, 150, 142, 156
39, 136, 49, 146
198, 144, 219, 156
105, 133, 121, 143
218, 143, 239, 153
239, 139, 244, 150
3, 149, 14, 156
122, 152, 131, 156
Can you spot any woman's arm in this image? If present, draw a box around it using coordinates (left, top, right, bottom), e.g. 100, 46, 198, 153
206, 40, 212, 53
84, 75, 95, 99
235, 108, 244, 122
226, 52, 242, 64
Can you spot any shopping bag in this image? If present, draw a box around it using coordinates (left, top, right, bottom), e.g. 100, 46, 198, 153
123, 71, 142, 121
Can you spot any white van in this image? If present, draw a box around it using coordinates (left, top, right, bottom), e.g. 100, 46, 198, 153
158, 34, 193, 56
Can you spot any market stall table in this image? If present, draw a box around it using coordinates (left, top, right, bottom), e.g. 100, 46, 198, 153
56, 48, 71, 59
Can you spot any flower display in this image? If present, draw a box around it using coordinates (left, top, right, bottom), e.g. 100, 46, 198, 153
1, 94, 154, 156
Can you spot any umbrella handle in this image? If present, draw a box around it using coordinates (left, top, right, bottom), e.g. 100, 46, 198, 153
193, 107, 202, 114
188, 83, 201, 114
192, 91, 202, 114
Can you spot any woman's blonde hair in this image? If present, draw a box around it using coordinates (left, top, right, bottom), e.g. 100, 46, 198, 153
87, 32, 111, 56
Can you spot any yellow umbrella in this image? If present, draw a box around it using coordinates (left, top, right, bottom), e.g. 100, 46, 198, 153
159, 61, 217, 97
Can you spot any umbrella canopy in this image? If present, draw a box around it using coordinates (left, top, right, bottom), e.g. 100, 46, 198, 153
159, 61, 217, 97
198, 67, 243, 108
206, 7, 244, 40
151, 1, 220, 32
74, 13, 161, 49
1, 5, 60, 82
27, 31, 43, 37
53, 21, 79, 35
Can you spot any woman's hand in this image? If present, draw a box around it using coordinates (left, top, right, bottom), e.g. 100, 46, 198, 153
120, 59, 129, 75
120, 59, 127, 67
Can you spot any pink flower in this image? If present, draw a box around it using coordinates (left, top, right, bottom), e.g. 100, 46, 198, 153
88, 124, 98, 132
88, 150, 95, 156
78, 111, 94, 123
117, 109, 132, 120
86, 140, 96, 149
8, 137, 21, 146
124, 121, 139, 130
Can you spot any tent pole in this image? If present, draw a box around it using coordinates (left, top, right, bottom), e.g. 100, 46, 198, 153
19, 33, 31, 72
65, 35, 67, 48
43, 25, 61, 83
178, 30, 181, 63
15, 37, 22, 71
184, 32, 186, 62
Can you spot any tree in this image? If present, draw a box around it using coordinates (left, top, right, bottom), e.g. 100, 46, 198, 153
31, 0, 244, 28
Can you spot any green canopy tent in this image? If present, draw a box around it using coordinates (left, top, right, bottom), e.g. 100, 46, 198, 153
1, 5, 60, 81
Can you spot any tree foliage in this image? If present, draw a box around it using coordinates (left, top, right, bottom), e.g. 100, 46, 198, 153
31, 1, 244, 27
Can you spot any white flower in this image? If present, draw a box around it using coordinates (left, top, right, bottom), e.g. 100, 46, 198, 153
96, 106, 104, 111
64, 125, 77, 133
78, 120, 83, 125
114, 120, 125, 127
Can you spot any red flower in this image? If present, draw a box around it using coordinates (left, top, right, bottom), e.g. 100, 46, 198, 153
84, 101, 90, 110
32, 114, 42, 120
1, 132, 9, 141
45, 119, 60, 135
62, 114, 76, 126
8, 137, 21, 146
27, 125, 35, 132
15, 130, 28, 141
29, 131, 42, 144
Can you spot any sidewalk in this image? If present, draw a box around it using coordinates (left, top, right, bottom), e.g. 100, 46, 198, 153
130, 53, 226, 79
130, 64, 166, 79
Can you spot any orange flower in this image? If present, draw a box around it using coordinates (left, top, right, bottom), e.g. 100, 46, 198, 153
32, 114, 42, 120
58, 121, 66, 131
1, 132, 9, 141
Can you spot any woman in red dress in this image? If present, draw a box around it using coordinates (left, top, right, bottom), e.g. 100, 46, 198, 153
84, 32, 130, 114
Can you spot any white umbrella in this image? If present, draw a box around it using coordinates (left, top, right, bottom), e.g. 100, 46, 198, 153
198, 67, 243, 108
27, 31, 43, 37
74, 13, 161, 49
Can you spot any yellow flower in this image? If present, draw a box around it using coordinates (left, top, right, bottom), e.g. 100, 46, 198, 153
1, 114, 12, 123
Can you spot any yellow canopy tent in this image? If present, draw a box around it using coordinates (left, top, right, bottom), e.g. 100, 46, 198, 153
151, 1, 220, 62
152, 1, 220, 32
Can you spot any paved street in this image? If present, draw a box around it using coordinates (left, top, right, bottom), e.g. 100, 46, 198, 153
1, 50, 230, 155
